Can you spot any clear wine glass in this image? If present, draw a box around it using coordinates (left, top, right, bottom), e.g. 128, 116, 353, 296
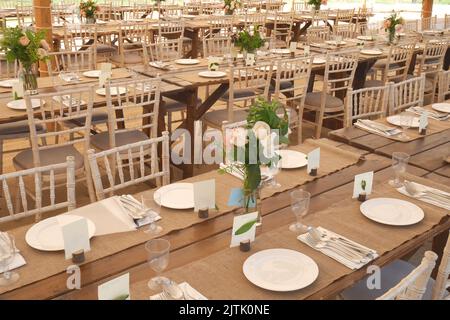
289, 190, 311, 234
389, 152, 410, 188
142, 193, 163, 235
266, 161, 281, 189
399, 113, 413, 140
146, 239, 170, 289
0, 233, 19, 287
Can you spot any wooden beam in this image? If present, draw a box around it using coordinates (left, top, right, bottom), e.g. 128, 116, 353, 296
422, 0, 433, 18
33, 0, 53, 75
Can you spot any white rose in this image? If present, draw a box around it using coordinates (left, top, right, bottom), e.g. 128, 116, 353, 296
37, 48, 48, 60
228, 127, 248, 147
252, 121, 271, 141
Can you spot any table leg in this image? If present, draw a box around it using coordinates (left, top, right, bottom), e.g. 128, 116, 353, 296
353, 59, 377, 90
185, 28, 200, 58
444, 47, 450, 71
297, 21, 312, 37
182, 88, 198, 178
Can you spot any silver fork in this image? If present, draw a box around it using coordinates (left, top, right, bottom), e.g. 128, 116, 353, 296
305, 233, 365, 264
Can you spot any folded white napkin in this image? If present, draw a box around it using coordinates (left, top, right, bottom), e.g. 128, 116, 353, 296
298, 226, 378, 270
355, 119, 402, 137
220, 163, 244, 180
0, 253, 26, 273
406, 107, 449, 121
397, 182, 450, 211
150, 282, 207, 300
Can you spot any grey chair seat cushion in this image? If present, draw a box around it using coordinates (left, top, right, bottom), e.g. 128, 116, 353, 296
110, 53, 143, 65
203, 109, 248, 127
364, 79, 384, 88
97, 44, 118, 54
90, 129, 149, 151
162, 97, 202, 113
0, 120, 44, 136
62, 111, 109, 128
340, 259, 435, 300
13, 145, 84, 174
269, 80, 294, 93
221, 89, 257, 101
305, 92, 344, 109
405, 74, 434, 92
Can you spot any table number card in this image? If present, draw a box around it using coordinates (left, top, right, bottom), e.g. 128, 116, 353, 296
193, 179, 216, 212
12, 81, 24, 100
419, 113, 428, 131
307, 148, 320, 174
352, 171, 374, 198
99, 63, 112, 87
245, 53, 255, 66
60, 217, 91, 260
230, 211, 258, 247
98, 273, 130, 300
303, 45, 310, 56
289, 41, 298, 52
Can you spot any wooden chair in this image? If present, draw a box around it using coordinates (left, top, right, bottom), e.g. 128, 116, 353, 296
160, 4, 182, 17
110, 22, 150, 67
202, 37, 232, 58
333, 24, 356, 39
311, 9, 330, 27
366, 43, 415, 87
13, 86, 96, 202
421, 15, 438, 31
432, 231, 450, 300
272, 57, 312, 142
203, 61, 274, 129
243, 13, 267, 35
16, 3, 34, 28
183, 2, 202, 15
157, 18, 185, 41
306, 26, 330, 45
201, 3, 224, 15
144, 38, 183, 63
404, 19, 419, 33
388, 74, 425, 114
334, 9, 355, 26
44, 50, 95, 76
303, 49, 359, 138
269, 12, 294, 48
208, 15, 235, 38
341, 251, 438, 300
90, 77, 161, 154
0, 157, 76, 224
437, 70, 450, 102
291, 1, 309, 13
445, 14, 450, 29
88, 132, 170, 201
344, 84, 389, 127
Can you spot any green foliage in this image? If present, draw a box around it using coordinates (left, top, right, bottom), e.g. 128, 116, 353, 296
361, 180, 367, 191
0, 27, 48, 70
234, 219, 257, 235
247, 98, 289, 138
234, 26, 265, 53
80, 0, 100, 18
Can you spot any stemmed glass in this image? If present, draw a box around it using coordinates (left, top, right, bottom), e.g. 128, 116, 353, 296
289, 190, 311, 234
141, 193, 163, 235
266, 161, 281, 189
146, 239, 170, 289
399, 113, 413, 140
389, 152, 410, 188
0, 233, 19, 287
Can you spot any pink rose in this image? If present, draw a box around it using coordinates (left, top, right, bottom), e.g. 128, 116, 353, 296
19, 35, 30, 46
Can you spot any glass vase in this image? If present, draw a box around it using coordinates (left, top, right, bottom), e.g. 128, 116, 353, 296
388, 30, 395, 44
20, 66, 38, 95
85, 16, 96, 24
241, 187, 262, 226
225, 9, 234, 15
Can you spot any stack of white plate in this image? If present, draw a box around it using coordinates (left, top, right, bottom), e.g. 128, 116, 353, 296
154, 183, 194, 209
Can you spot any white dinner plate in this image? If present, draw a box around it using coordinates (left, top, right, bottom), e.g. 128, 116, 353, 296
357, 36, 374, 41
154, 183, 194, 209
181, 14, 196, 19
360, 49, 383, 55
96, 87, 128, 96
276, 150, 308, 169
96, 20, 107, 25
82, 70, 102, 78
386, 115, 420, 128
128, 18, 144, 22
0, 79, 19, 88
7, 99, 43, 110
270, 48, 290, 54
431, 103, 450, 113
25, 215, 96, 251
360, 198, 424, 226
198, 71, 227, 78
325, 40, 347, 46
175, 59, 200, 65
313, 57, 326, 64
243, 248, 319, 292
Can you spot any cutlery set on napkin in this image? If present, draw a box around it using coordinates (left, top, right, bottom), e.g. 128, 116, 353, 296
149, 277, 207, 300
149, 61, 173, 71
397, 181, 450, 211
59, 72, 80, 83
355, 119, 403, 137
219, 163, 272, 182
118, 195, 161, 228
298, 227, 378, 270
406, 107, 449, 121
0, 232, 26, 273
53, 95, 85, 107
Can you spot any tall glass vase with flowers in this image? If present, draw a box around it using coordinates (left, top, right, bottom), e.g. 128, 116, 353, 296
219, 99, 290, 225
0, 27, 49, 95
384, 12, 404, 45
224, 0, 241, 15
308, 0, 327, 10
80, 0, 100, 24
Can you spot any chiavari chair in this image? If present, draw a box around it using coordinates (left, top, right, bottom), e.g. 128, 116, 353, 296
311, 9, 330, 27
334, 8, 355, 26
333, 24, 356, 39
183, 2, 202, 15
306, 25, 330, 45
110, 22, 150, 67
403, 19, 419, 33
202, 37, 232, 57
421, 15, 438, 31
445, 14, 450, 29
16, 3, 34, 28
388, 74, 425, 114
269, 11, 294, 48
437, 70, 450, 102
208, 15, 236, 38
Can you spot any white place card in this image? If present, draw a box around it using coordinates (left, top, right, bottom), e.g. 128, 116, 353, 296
12, 81, 24, 99
289, 41, 297, 52
100, 62, 112, 76
419, 113, 428, 131
230, 211, 258, 247
98, 273, 130, 300
98, 72, 108, 88
99, 63, 112, 87
245, 53, 255, 66
193, 179, 216, 212
60, 216, 91, 260
208, 56, 221, 71
304, 45, 310, 56
307, 148, 320, 174
353, 171, 374, 198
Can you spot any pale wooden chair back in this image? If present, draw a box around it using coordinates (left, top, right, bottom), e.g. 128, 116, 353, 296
270, 12, 294, 48
226, 62, 274, 122
64, 24, 98, 57
377, 251, 437, 300
158, 18, 185, 40
356, 7, 370, 22
1, 0, 18, 9
311, 9, 330, 27
160, 4, 182, 17
335, 9, 355, 25
243, 13, 267, 35
404, 19, 419, 33
273, 57, 312, 141
183, 2, 202, 15
323, 49, 359, 99
127, 3, 150, 20
437, 70, 450, 102
354, 21, 367, 36
104, 77, 161, 148
144, 38, 183, 62
88, 132, 170, 200
201, 3, 223, 15
115, 22, 150, 66
16, 4, 34, 28
208, 15, 235, 38
445, 14, 450, 29
432, 231, 450, 300
97, 3, 113, 21
388, 75, 425, 114
306, 26, 330, 44
0, 157, 76, 224
264, 1, 284, 13
421, 15, 438, 31
292, 1, 309, 12
246, 0, 262, 12
416, 39, 447, 76
345, 84, 389, 127
333, 24, 355, 39
202, 37, 232, 58
44, 50, 95, 76
379, 43, 415, 83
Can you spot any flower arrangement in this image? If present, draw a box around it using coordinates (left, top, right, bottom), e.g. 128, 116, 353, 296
234, 26, 265, 54
0, 27, 49, 94
383, 12, 404, 44
308, 0, 327, 10
80, 0, 100, 23
219, 98, 289, 217
224, 0, 241, 15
